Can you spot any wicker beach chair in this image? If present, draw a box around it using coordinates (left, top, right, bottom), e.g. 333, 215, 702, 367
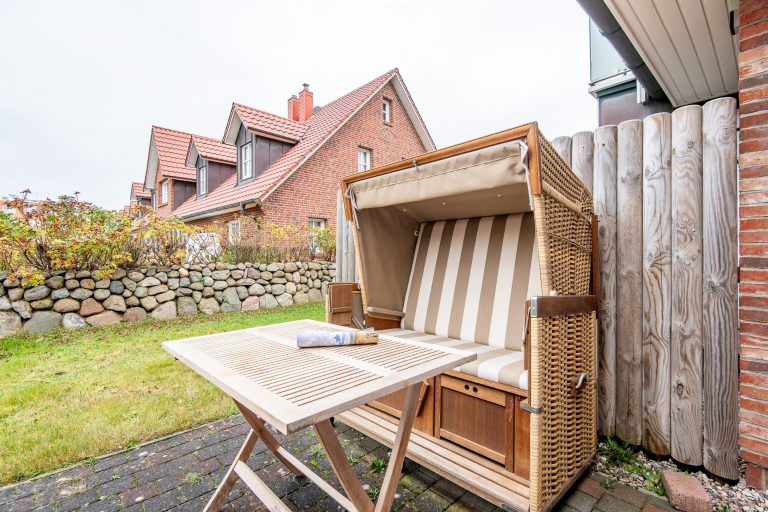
328, 122, 597, 512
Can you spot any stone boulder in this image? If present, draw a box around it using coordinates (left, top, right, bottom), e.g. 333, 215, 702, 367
138, 276, 161, 287
211, 270, 230, 280
198, 298, 220, 315
308, 288, 323, 302
12, 301, 32, 319
30, 298, 53, 310
93, 289, 110, 301
221, 288, 241, 313
151, 302, 177, 320
70, 288, 93, 300
65, 279, 80, 290
241, 296, 260, 311
95, 279, 110, 289
24, 311, 62, 333
177, 297, 198, 316
109, 281, 125, 294
125, 296, 140, 307
24, 285, 50, 301
103, 295, 127, 312
86, 311, 122, 327
62, 312, 87, 330
155, 291, 176, 303
248, 283, 266, 296
147, 284, 169, 296
0, 296, 11, 311
294, 292, 309, 305
123, 307, 147, 323
260, 294, 278, 309
45, 275, 65, 289
79, 298, 104, 317
0, 311, 22, 337
53, 298, 80, 313
51, 288, 69, 300
8, 288, 24, 301
80, 278, 95, 290
276, 293, 293, 307
140, 296, 158, 311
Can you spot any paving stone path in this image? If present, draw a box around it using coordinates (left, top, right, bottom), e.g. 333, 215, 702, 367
0, 416, 675, 512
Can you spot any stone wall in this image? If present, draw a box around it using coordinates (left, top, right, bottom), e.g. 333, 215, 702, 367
0, 261, 334, 337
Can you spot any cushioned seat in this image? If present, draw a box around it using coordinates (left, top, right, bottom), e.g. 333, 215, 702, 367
380, 328, 529, 390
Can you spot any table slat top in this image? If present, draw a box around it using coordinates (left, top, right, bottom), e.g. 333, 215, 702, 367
163, 319, 475, 433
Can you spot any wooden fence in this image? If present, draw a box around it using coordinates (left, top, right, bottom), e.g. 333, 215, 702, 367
553, 97, 740, 480
335, 191, 358, 282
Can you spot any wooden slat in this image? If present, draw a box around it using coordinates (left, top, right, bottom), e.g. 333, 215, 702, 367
234, 461, 292, 512
315, 419, 373, 512
593, 125, 618, 437
615, 119, 644, 445
551, 136, 572, 166
571, 131, 594, 193
702, 97, 739, 479
529, 295, 596, 318
670, 105, 704, 466
642, 112, 672, 456
163, 319, 475, 434
338, 407, 530, 510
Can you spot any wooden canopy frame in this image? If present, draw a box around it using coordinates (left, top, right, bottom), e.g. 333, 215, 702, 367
331, 122, 598, 512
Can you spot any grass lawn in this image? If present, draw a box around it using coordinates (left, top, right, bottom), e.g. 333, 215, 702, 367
0, 302, 325, 485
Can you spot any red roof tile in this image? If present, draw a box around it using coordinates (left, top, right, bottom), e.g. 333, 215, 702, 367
154, 126, 196, 181
232, 104, 307, 142
174, 69, 399, 218
131, 181, 150, 199
190, 135, 237, 165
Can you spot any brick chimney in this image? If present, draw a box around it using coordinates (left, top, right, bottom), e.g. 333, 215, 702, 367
287, 94, 299, 122
298, 84, 313, 122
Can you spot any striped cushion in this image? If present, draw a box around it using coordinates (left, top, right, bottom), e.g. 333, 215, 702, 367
402, 213, 540, 351
381, 328, 528, 390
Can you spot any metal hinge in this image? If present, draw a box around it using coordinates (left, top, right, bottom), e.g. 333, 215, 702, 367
521, 402, 543, 414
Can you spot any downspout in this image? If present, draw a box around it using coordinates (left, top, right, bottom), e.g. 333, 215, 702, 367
576, 0, 668, 102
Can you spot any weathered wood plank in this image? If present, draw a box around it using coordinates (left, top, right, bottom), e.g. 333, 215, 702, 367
642, 112, 672, 456
552, 136, 572, 167
615, 119, 644, 446
670, 105, 704, 466
593, 125, 618, 437
702, 97, 739, 479
572, 131, 594, 193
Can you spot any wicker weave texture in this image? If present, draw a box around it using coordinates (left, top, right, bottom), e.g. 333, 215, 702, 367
529, 312, 597, 512
534, 134, 593, 296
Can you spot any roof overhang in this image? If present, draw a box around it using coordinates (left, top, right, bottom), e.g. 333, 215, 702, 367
186, 140, 200, 168
602, 0, 739, 107
144, 132, 158, 191
222, 106, 301, 145
178, 200, 261, 222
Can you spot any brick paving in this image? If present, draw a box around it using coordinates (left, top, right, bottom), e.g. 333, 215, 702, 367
0, 416, 676, 512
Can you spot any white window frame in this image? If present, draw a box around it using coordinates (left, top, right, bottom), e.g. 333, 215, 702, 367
308, 218, 325, 253
382, 99, 391, 123
308, 218, 325, 229
240, 142, 253, 180
198, 164, 208, 195
160, 180, 169, 205
358, 148, 371, 172
228, 220, 241, 244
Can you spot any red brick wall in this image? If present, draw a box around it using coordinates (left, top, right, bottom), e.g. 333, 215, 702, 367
154, 177, 174, 218
260, 82, 427, 229
739, 0, 768, 490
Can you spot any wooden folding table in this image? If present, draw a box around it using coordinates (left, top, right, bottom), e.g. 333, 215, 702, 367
163, 319, 475, 512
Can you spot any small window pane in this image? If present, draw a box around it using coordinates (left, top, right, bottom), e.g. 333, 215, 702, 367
241, 142, 253, 180
358, 148, 371, 172
161, 181, 169, 204
199, 165, 207, 195
383, 100, 391, 123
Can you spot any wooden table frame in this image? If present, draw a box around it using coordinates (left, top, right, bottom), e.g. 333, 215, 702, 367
205, 387, 420, 512
163, 320, 474, 512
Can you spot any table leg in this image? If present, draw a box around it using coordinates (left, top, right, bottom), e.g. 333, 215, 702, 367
315, 419, 375, 512
374, 383, 421, 512
204, 429, 259, 512
235, 401, 304, 477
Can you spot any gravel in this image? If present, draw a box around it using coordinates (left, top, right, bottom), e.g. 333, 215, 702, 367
592, 440, 768, 511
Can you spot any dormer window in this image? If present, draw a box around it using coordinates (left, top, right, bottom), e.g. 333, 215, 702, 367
240, 142, 253, 180
382, 99, 391, 124
198, 163, 208, 196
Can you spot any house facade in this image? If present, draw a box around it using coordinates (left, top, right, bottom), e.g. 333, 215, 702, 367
138, 70, 433, 241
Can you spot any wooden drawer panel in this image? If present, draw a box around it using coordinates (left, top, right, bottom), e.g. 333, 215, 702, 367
436, 374, 530, 479
368, 378, 434, 435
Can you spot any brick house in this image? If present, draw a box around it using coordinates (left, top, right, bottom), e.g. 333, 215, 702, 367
580, 0, 768, 489
129, 182, 151, 208
140, 69, 433, 242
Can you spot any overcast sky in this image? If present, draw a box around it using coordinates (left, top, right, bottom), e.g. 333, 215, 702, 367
0, 0, 596, 210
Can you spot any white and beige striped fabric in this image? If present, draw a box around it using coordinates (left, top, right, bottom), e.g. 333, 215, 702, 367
382, 213, 541, 390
